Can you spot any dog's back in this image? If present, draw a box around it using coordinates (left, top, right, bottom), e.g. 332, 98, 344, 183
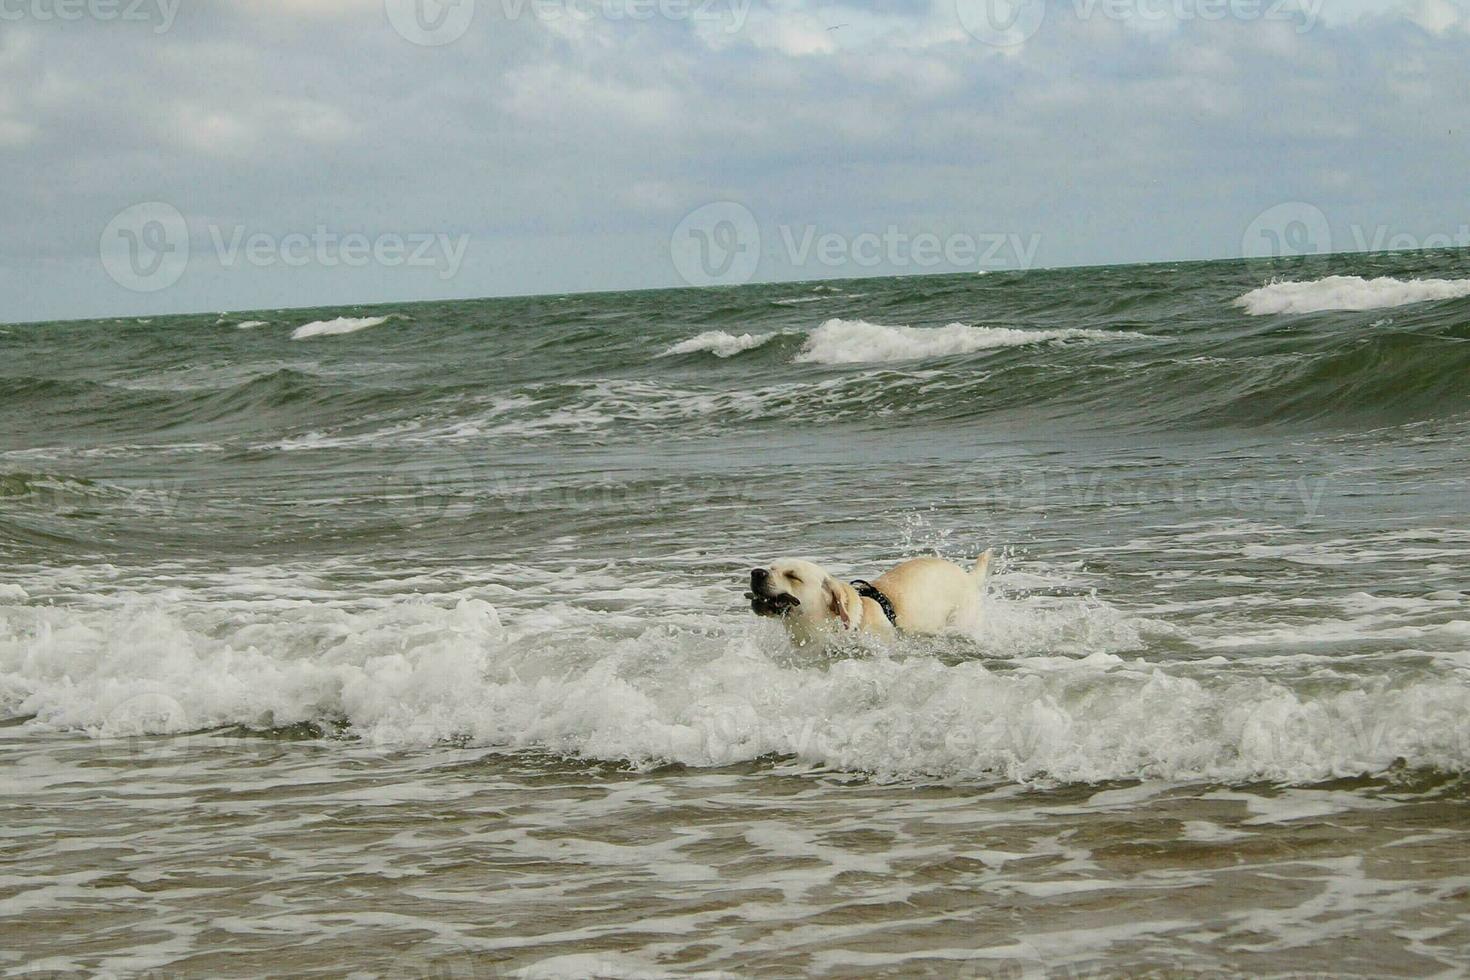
873, 552, 991, 634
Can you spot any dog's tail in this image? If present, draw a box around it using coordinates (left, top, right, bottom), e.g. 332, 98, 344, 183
970, 543, 993, 590
971, 548, 994, 589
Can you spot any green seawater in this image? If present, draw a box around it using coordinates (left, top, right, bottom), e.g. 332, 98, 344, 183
2, 252, 1469, 976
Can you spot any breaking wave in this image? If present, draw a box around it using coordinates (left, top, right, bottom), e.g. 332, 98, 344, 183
292, 315, 394, 340
3, 577, 1466, 786
659, 318, 1144, 366
794, 319, 1143, 364
1236, 275, 1470, 315
660, 330, 780, 357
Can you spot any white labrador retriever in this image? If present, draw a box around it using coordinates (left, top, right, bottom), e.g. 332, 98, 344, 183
746, 551, 992, 645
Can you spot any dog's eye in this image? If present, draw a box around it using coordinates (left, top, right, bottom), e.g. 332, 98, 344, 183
787, 573, 801, 583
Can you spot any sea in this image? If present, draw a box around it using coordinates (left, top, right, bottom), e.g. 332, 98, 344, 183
2, 249, 1469, 978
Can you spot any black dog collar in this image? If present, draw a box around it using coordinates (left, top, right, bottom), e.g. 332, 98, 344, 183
849, 580, 896, 626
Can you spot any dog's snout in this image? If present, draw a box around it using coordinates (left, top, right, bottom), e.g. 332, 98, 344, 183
750, 567, 769, 584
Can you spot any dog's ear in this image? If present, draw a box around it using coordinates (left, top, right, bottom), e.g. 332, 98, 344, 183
824, 577, 855, 628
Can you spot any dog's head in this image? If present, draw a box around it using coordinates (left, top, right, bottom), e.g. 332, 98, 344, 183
746, 559, 859, 628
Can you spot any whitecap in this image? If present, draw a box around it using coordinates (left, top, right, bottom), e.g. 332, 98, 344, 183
794, 318, 1143, 365
1235, 275, 1470, 315
660, 331, 778, 358
291, 315, 392, 340
3, 571, 1466, 785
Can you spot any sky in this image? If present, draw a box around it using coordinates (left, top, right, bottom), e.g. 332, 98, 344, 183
1, 0, 1467, 322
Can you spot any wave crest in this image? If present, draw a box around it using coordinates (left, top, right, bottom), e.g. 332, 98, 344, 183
794, 318, 1142, 365
659, 330, 779, 358
291, 315, 395, 340
4, 586, 1467, 785
1236, 276, 1470, 316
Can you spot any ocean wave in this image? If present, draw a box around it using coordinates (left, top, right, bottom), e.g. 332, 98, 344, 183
0, 471, 103, 501
117, 366, 401, 436
793, 318, 1143, 365
3, 582, 1466, 785
1236, 276, 1470, 316
770, 292, 867, 306
291, 315, 393, 340
660, 330, 779, 358
235, 320, 269, 330
457, 372, 957, 439
1202, 324, 1470, 424
0, 376, 105, 406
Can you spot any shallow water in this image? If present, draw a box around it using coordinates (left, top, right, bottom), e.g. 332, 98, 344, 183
8, 737, 1470, 978
2, 251, 1469, 976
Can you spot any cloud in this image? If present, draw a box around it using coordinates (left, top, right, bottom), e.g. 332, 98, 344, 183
2, 0, 1469, 321
1404, 0, 1468, 33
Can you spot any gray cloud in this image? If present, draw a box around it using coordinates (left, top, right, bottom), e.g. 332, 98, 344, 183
2, 0, 1468, 321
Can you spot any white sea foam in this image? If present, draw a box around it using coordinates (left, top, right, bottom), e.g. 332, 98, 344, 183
235, 320, 268, 330
2, 569, 1466, 785
291, 315, 392, 340
794, 318, 1140, 365
660, 331, 778, 358
658, 319, 1140, 367
1235, 275, 1470, 315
